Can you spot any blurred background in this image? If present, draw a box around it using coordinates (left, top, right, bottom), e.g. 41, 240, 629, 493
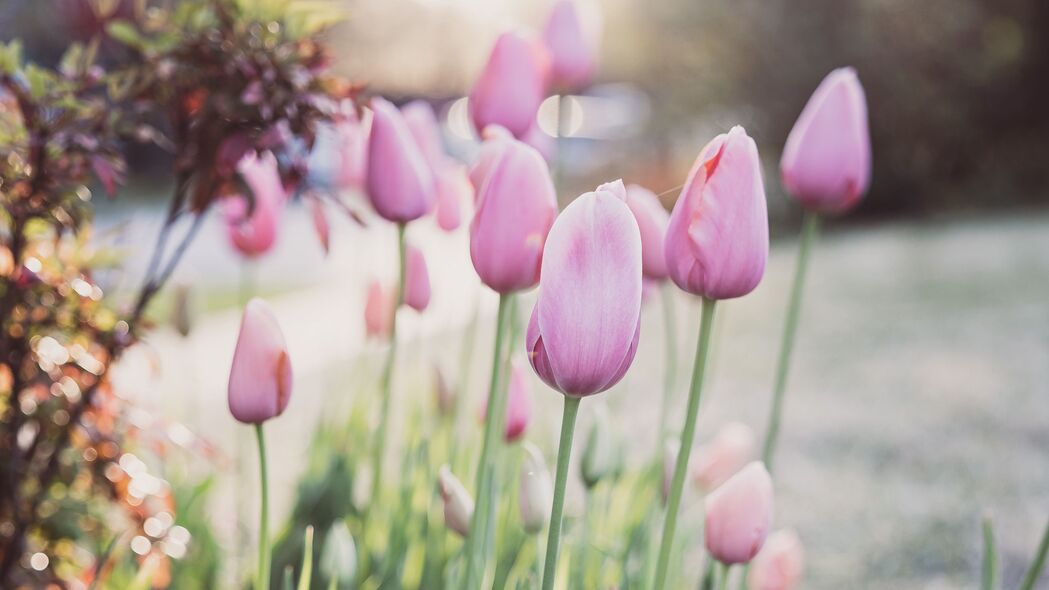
3, 0, 1048, 588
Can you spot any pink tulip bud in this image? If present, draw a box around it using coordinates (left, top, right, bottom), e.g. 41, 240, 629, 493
665, 126, 769, 299
625, 184, 670, 281
308, 196, 331, 255
435, 163, 470, 231
404, 245, 431, 312
504, 360, 533, 442
401, 100, 445, 169
365, 97, 436, 223
526, 180, 642, 396
224, 151, 286, 258
364, 281, 393, 339
519, 442, 552, 534
704, 461, 774, 565
438, 465, 474, 537
781, 68, 870, 214
468, 125, 514, 196
470, 139, 558, 294
227, 298, 293, 424
748, 529, 805, 590
693, 421, 755, 492
469, 32, 549, 138
542, 0, 598, 91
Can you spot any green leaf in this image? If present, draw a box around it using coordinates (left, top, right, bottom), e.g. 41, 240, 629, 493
298, 526, 315, 590
0, 40, 23, 74
107, 20, 147, 50
982, 514, 997, 590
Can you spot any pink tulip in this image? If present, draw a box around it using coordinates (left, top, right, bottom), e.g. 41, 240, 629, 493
435, 163, 470, 231
521, 122, 555, 162
504, 360, 532, 442
308, 196, 331, 255
308, 109, 369, 191
404, 245, 431, 312
781, 68, 870, 214
665, 126, 769, 299
625, 184, 670, 281
470, 138, 558, 294
526, 180, 642, 396
364, 281, 393, 339
704, 461, 774, 564
468, 125, 513, 196
693, 421, 755, 492
542, 0, 597, 91
748, 530, 805, 590
401, 100, 445, 169
365, 97, 436, 223
469, 32, 549, 138
224, 151, 286, 258
228, 298, 293, 424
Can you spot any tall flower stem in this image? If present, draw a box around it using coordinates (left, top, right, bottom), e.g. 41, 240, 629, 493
541, 396, 582, 590
254, 424, 270, 590
657, 284, 678, 451
652, 297, 717, 590
761, 212, 820, 470
369, 224, 407, 512
1019, 517, 1049, 590
464, 293, 514, 588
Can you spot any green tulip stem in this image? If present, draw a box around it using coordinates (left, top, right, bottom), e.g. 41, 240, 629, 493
254, 423, 270, 590
541, 395, 582, 590
652, 297, 717, 590
761, 212, 819, 470
717, 562, 731, 590
1019, 517, 1049, 590
657, 284, 678, 452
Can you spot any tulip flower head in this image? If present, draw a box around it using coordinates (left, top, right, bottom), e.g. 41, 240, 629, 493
748, 529, 805, 590
665, 126, 769, 299
307, 109, 369, 191
470, 138, 558, 293
542, 0, 598, 91
438, 465, 474, 538
224, 151, 286, 258
319, 522, 358, 585
404, 245, 431, 312
364, 280, 393, 339
704, 461, 774, 564
625, 184, 670, 281
401, 100, 446, 168
526, 180, 642, 396
519, 442, 553, 534
365, 97, 436, 223
781, 68, 871, 214
435, 163, 470, 231
693, 421, 756, 492
468, 125, 514, 192
469, 31, 549, 138
227, 298, 293, 424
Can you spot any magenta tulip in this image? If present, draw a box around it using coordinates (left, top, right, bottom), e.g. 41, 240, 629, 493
470, 138, 557, 294
704, 461, 774, 564
364, 280, 392, 339
748, 529, 805, 590
404, 245, 431, 312
223, 151, 286, 258
526, 180, 642, 396
665, 126, 769, 300
625, 184, 670, 281
365, 97, 436, 223
781, 68, 870, 214
228, 298, 293, 424
401, 100, 445, 169
468, 125, 513, 196
469, 32, 549, 138
542, 0, 597, 91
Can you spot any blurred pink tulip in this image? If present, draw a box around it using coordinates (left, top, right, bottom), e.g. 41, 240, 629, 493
364, 281, 393, 339
748, 529, 805, 590
542, 0, 597, 91
401, 100, 445, 169
704, 461, 774, 564
308, 196, 331, 255
781, 68, 870, 214
625, 184, 670, 281
693, 421, 756, 492
469, 32, 549, 138
308, 109, 369, 191
365, 97, 436, 222
665, 126, 769, 299
404, 245, 431, 312
470, 139, 557, 293
468, 125, 514, 195
438, 465, 474, 537
521, 122, 555, 162
526, 180, 642, 396
435, 163, 471, 231
228, 298, 293, 424
504, 360, 532, 442
224, 151, 286, 258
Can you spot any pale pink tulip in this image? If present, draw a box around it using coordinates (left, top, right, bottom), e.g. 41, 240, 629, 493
364, 281, 393, 339
504, 360, 532, 442
781, 68, 870, 214
365, 97, 436, 222
438, 465, 474, 537
435, 163, 470, 231
404, 245, 431, 312
519, 442, 552, 534
704, 461, 774, 564
468, 125, 514, 196
748, 529, 805, 590
526, 180, 642, 396
470, 138, 557, 293
308, 109, 369, 191
693, 421, 756, 492
227, 298, 293, 424
401, 100, 445, 169
625, 184, 670, 281
469, 32, 549, 138
542, 0, 597, 91
521, 122, 555, 162
665, 126, 769, 299
224, 151, 286, 258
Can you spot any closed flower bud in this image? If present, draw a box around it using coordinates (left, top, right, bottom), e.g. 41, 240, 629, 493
665, 126, 769, 299
227, 298, 293, 424
704, 461, 774, 564
519, 442, 552, 534
319, 521, 357, 586
224, 151, 286, 258
404, 245, 431, 312
624, 184, 670, 281
402, 100, 445, 170
469, 32, 549, 138
781, 68, 870, 214
526, 180, 642, 397
435, 163, 470, 231
468, 125, 513, 192
364, 281, 393, 340
693, 421, 755, 492
438, 465, 474, 537
366, 97, 436, 223
580, 403, 619, 489
748, 529, 805, 590
542, 0, 598, 91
